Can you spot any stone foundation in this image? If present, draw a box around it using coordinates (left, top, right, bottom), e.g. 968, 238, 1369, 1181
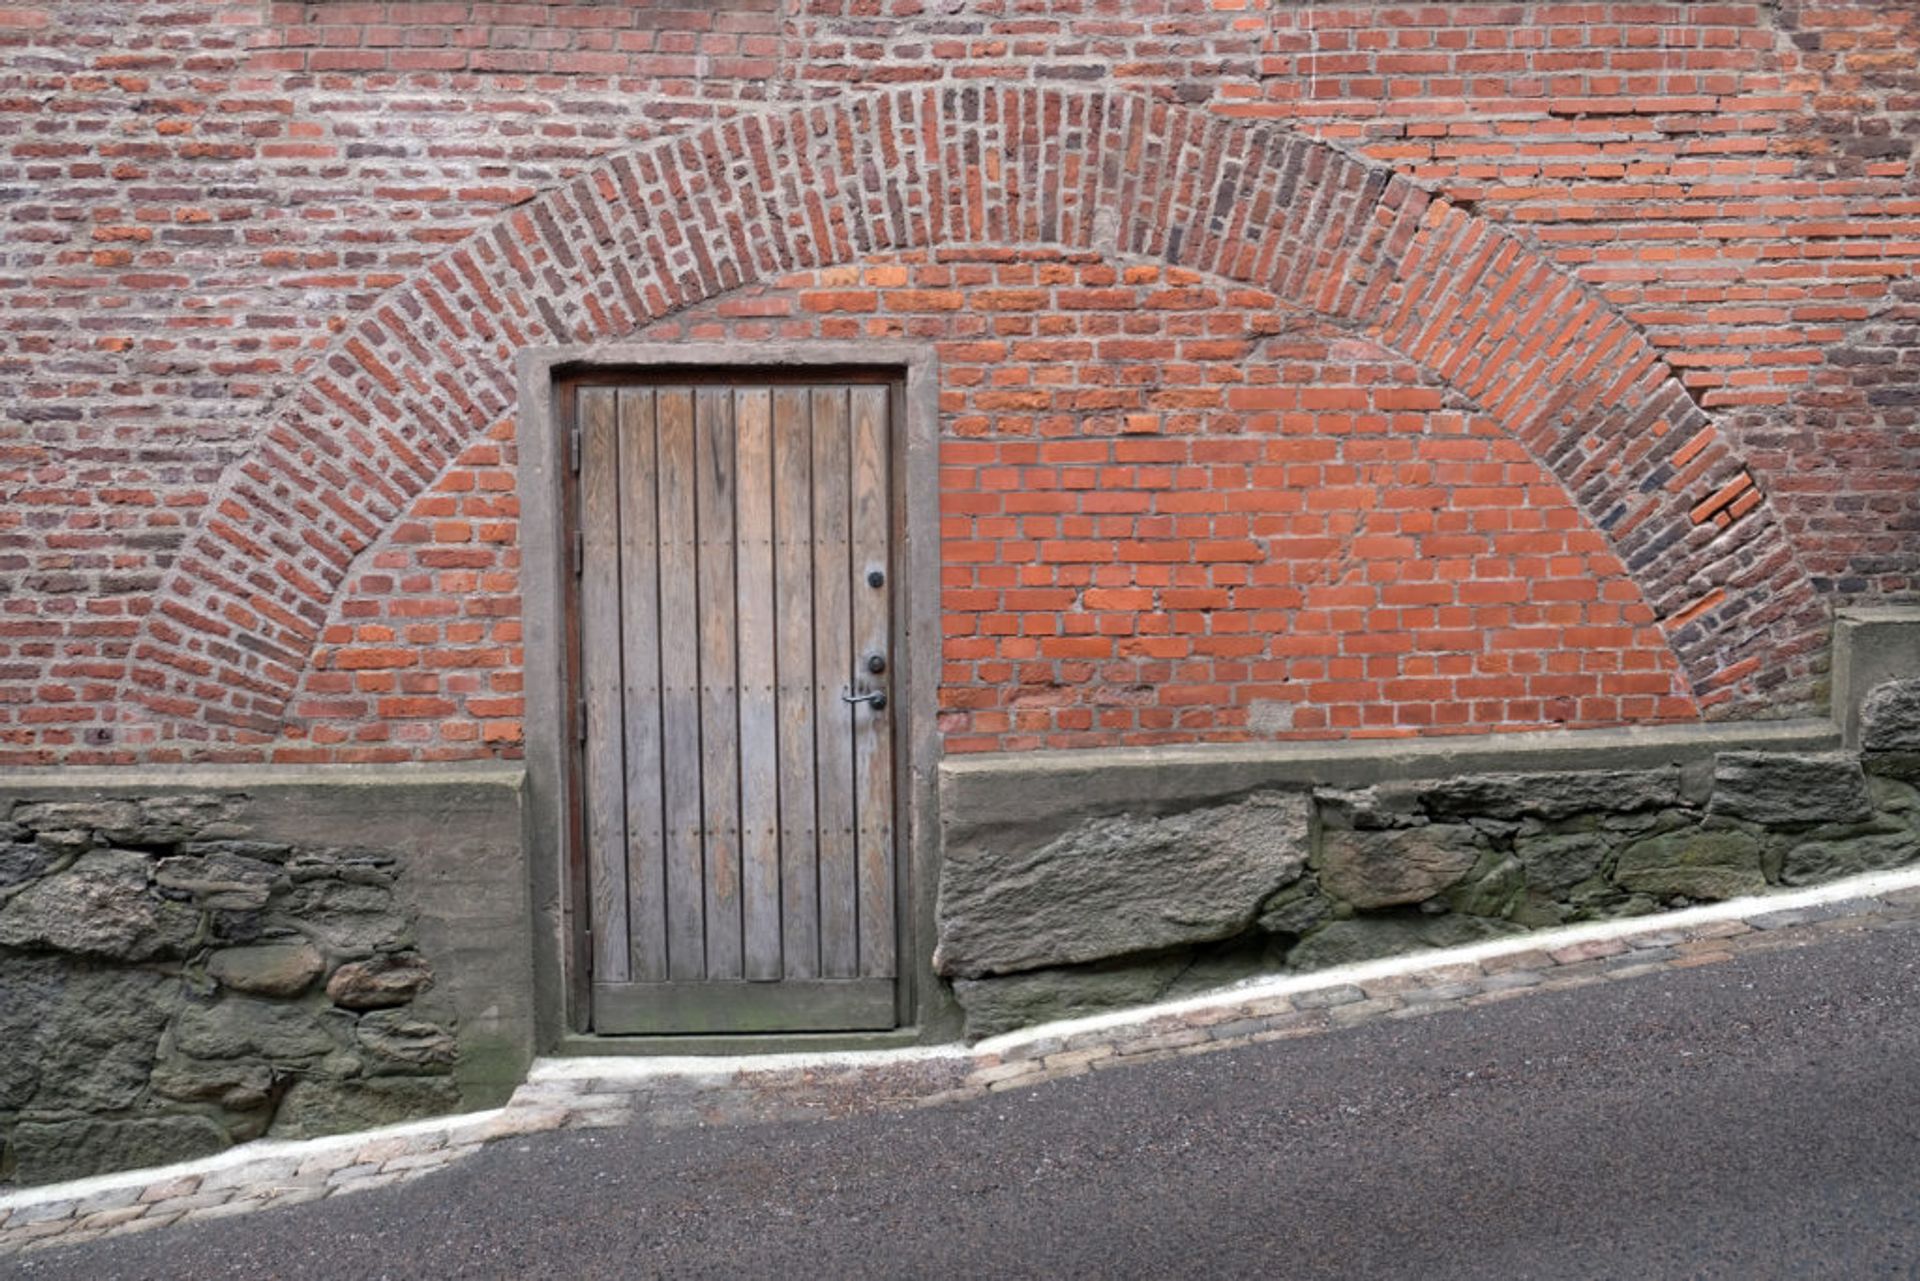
0, 768, 531, 1187
937, 680, 1920, 1039
6, 653, 1915, 1179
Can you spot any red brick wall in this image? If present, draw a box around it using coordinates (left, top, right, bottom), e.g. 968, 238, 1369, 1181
282, 422, 523, 763
639, 253, 1697, 752
1, 1, 1912, 764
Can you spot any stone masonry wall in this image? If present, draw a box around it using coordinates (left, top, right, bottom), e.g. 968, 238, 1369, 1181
937, 676, 1920, 1038
0, 791, 462, 1187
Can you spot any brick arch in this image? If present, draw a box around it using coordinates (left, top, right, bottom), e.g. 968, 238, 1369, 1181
120, 86, 1825, 748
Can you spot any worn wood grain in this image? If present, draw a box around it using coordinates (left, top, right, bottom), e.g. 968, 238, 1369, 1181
695, 386, 743, 981
733, 387, 782, 981
617, 387, 667, 983
772, 386, 820, 979
591, 978, 897, 1035
655, 387, 706, 981
810, 385, 858, 979
578, 387, 629, 985
848, 384, 896, 980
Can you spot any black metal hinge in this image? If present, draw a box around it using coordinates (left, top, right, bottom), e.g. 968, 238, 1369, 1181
571, 528, 584, 576
568, 418, 582, 473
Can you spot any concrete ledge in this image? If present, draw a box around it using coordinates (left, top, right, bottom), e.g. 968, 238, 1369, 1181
0, 761, 525, 789
1834, 607, 1920, 749
941, 719, 1841, 831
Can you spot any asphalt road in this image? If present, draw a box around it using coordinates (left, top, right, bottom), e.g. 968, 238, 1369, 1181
20, 918, 1920, 1281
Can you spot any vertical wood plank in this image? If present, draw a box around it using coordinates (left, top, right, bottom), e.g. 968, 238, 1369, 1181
734, 387, 782, 981
559, 381, 593, 1031
811, 385, 858, 978
772, 387, 820, 979
696, 386, 744, 981
656, 387, 706, 981
577, 387, 629, 985
617, 388, 667, 983
848, 384, 896, 980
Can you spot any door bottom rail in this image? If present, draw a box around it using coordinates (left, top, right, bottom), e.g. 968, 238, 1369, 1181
590, 978, 898, 1034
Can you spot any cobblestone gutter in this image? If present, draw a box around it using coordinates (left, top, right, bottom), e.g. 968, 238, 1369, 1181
6, 866, 1920, 1258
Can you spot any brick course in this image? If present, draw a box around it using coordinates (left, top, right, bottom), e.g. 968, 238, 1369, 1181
2, 2, 1913, 762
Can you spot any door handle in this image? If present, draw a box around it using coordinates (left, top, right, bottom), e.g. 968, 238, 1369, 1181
840, 685, 887, 712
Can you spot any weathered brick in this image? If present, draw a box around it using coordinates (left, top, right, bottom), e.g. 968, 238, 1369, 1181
0, 7, 1901, 774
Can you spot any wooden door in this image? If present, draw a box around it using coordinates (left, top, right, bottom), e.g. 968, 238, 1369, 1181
570, 379, 898, 1034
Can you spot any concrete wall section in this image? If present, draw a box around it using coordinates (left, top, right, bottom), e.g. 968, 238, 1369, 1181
0, 765, 531, 1187
1834, 609, 1920, 750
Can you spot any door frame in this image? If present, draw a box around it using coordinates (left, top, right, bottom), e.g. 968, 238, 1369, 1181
516, 342, 956, 1051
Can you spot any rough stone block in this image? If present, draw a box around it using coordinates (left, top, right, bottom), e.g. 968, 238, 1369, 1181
154, 852, 282, 911
1514, 831, 1612, 896
1614, 826, 1766, 901
180, 839, 294, 864
132, 795, 244, 845
10, 1116, 230, 1187
1707, 752, 1874, 826
327, 951, 434, 1010
149, 1055, 276, 1111
0, 849, 199, 961
272, 879, 410, 952
1445, 851, 1527, 918
1419, 769, 1682, 821
1318, 823, 1485, 909
1287, 914, 1516, 972
174, 995, 348, 1064
1779, 830, 1920, 886
935, 790, 1310, 978
355, 1008, 459, 1070
1863, 679, 1920, 752
1314, 786, 1424, 831
268, 1077, 464, 1141
951, 954, 1188, 1040
0, 955, 62, 1108
208, 943, 326, 997
8, 800, 143, 842
1254, 875, 1333, 937
0, 841, 56, 890
26, 966, 179, 1113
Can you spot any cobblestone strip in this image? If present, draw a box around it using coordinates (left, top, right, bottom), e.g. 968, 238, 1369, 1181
0, 1107, 563, 1257
8, 869, 1920, 1257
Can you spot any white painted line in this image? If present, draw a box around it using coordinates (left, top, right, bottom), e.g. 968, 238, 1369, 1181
525, 1043, 969, 1083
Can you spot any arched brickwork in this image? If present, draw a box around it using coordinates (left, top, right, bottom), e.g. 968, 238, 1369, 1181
118, 86, 1825, 749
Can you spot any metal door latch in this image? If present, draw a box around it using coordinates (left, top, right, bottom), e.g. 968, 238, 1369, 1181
841, 686, 887, 712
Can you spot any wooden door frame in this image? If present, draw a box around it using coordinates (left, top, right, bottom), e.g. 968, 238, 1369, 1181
516, 342, 958, 1051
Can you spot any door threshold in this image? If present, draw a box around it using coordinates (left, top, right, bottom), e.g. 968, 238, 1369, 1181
554, 1027, 933, 1057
